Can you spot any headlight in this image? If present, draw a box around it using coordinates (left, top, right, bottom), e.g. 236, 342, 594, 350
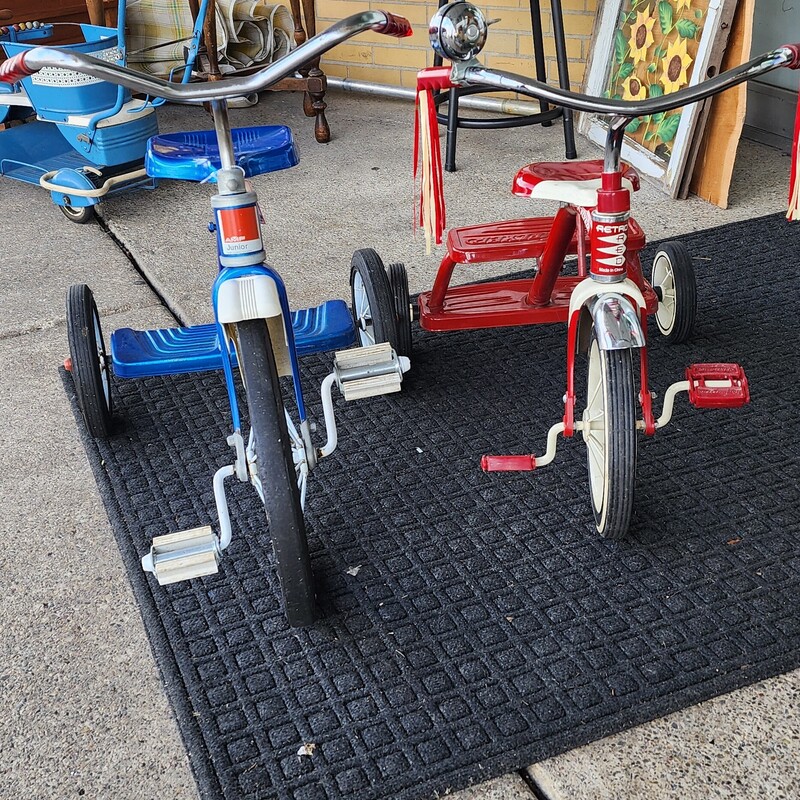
429, 2, 488, 62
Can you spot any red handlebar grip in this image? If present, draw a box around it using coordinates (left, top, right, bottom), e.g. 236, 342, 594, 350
373, 11, 412, 38
783, 43, 800, 69
417, 66, 454, 91
0, 52, 33, 83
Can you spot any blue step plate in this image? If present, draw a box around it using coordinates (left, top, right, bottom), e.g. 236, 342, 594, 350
111, 299, 356, 378
145, 125, 299, 182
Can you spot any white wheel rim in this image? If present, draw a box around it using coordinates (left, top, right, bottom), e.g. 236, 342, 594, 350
653, 252, 677, 335
285, 412, 308, 510
248, 417, 308, 510
352, 272, 376, 346
93, 309, 111, 408
583, 339, 607, 509
63, 204, 85, 220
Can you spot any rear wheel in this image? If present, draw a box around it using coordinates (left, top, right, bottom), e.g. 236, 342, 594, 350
236, 319, 316, 627
388, 261, 413, 359
350, 248, 399, 350
59, 202, 96, 225
66, 284, 113, 438
581, 333, 637, 539
651, 242, 696, 343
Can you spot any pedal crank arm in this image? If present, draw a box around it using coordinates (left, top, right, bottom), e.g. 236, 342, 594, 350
141, 464, 236, 584
319, 372, 339, 458
481, 422, 566, 472
318, 343, 411, 459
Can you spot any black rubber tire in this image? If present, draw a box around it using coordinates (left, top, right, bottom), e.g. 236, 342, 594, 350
651, 241, 696, 344
583, 333, 637, 540
388, 261, 413, 359
350, 248, 399, 350
236, 319, 316, 627
59, 203, 96, 225
66, 284, 113, 438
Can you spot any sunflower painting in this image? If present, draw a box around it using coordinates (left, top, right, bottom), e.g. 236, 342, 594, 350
604, 0, 707, 159
628, 8, 657, 62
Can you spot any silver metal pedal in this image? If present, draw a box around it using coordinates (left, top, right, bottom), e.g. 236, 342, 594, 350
333, 342, 410, 401
141, 525, 220, 585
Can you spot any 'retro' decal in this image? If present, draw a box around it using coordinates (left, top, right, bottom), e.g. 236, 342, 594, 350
592, 221, 627, 276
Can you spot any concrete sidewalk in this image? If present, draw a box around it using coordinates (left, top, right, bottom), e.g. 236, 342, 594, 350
1, 90, 798, 800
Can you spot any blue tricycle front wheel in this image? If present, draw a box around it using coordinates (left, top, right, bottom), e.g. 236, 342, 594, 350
236, 318, 316, 627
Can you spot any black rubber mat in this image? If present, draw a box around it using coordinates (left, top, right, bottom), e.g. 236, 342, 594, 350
68, 212, 800, 800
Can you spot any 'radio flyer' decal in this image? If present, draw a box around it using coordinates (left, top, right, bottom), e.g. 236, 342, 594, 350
216, 205, 263, 257
591, 221, 627, 277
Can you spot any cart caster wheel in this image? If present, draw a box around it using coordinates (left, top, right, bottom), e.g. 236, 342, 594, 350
66, 284, 113, 438
59, 203, 96, 225
651, 241, 696, 344
387, 262, 413, 359
582, 332, 636, 540
350, 248, 399, 351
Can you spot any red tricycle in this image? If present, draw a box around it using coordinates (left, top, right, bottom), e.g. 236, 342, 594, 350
351, 2, 800, 540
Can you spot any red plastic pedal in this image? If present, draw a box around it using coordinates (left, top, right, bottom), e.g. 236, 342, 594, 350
481, 454, 537, 472
685, 363, 750, 409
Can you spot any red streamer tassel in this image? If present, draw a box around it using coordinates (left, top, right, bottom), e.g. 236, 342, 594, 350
788, 86, 800, 220
413, 68, 453, 253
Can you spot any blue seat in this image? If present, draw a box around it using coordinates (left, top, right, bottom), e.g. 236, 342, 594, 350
145, 125, 299, 182
111, 299, 356, 378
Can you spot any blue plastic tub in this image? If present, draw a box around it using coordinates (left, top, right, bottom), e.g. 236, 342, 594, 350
2, 24, 131, 121
56, 108, 159, 167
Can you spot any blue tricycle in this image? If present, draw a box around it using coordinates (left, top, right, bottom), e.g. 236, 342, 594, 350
0, 8, 413, 626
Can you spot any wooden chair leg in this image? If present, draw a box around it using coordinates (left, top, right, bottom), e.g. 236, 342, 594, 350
85, 0, 104, 26
307, 70, 329, 143
286, 0, 329, 141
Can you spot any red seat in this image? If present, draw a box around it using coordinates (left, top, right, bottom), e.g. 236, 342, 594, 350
513, 159, 640, 208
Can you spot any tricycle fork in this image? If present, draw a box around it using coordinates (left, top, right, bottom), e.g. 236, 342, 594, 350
637, 313, 656, 435
563, 277, 648, 435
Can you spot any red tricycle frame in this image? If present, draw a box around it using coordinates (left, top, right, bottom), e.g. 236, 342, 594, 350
350, 2, 795, 539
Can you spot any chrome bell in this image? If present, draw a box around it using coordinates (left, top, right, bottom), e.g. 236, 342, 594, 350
429, 2, 488, 62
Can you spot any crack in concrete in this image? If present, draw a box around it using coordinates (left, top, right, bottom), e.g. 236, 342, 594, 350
519, 769, 555, 800
96, 212, 186, 327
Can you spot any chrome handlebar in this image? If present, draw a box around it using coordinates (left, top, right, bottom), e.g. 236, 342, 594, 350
428, 1, 800, 125
0, 10, 412, 103
455, 47, 798, 124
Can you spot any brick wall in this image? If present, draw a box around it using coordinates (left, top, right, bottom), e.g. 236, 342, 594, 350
316, 0, 599, 92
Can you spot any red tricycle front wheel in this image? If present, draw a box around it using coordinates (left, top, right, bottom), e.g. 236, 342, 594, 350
582, 333, 637, 539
